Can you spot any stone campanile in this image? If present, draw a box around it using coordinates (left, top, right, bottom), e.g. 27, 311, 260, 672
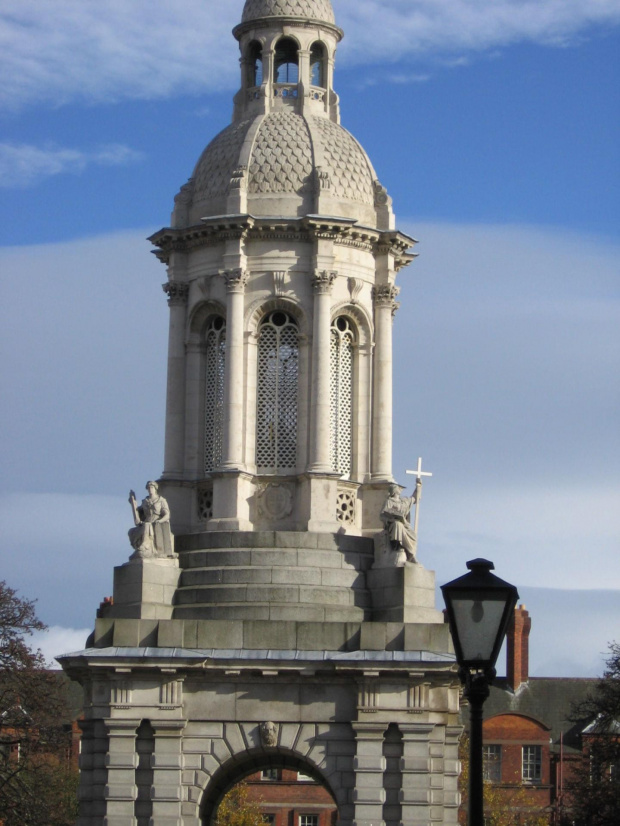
151, 0, 413, 537
60, 3, 462, 826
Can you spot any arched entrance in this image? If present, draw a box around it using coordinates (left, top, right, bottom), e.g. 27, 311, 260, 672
201, 750, 340, 826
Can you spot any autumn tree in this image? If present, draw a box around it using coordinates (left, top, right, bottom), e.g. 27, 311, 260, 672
566, 642, 620, 826
0, 580, 79, 826
216, 780, 266, 826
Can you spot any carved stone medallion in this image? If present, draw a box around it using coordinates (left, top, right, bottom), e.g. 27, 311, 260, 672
257, 483, 294, 521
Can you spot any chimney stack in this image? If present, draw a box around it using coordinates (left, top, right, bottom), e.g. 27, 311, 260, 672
507, 604, 531, 691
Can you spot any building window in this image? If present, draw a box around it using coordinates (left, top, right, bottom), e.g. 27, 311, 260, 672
483, 745, 502, 782
297, 771, 314, 782
204, 316, 226, 473
299, 816, 319, 826
310, 43, 326, 87
261, 768, 280, 781
274, 38, 299, 83
330, 316, 354, 478
263, 815, 276, 825
247, 41, 263, 87
522, 745, 542, 783
256, 311, 299, 473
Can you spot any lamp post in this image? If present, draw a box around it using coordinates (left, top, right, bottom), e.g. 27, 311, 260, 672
441, 559, 519, 826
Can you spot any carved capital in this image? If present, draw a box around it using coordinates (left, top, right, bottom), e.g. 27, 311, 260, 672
163, 282, 189, 306
224, 268, 250, 294
312, 270, 337, 295
373, 284, 400, 309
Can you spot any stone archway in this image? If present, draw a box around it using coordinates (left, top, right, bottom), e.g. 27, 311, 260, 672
201, 748, 340, 826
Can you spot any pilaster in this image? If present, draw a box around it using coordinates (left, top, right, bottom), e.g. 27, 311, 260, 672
371, 285, 399, 482
352, 722, 387, 826
308, 270, 336, 474
221, 268, 249, 471
104, 719, 140, 826
150, 720, 187, 826
399, 723, 437, 826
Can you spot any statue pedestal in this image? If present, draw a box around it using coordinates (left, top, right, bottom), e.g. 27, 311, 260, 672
368, 563, 444, 624
109, 558, 180, 620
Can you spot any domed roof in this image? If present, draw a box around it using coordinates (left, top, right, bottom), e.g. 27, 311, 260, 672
189, 110, 377, 224
241, 0, 335, 25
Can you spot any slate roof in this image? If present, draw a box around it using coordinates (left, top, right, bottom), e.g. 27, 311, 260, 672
478, 677, 597, 754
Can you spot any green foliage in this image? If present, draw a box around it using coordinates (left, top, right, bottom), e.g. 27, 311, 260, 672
216, 781, 266, 826
0, 580, 79, 826
567, 643, 620, 826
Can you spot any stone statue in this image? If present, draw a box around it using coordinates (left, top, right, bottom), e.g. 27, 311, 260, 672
260, 721, 278, 747
128, 481, 174, 560
380, 481, 421, 564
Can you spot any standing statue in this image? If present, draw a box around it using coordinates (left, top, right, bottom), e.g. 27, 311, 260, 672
380, 481, 421, 564
128, 481, 174, 560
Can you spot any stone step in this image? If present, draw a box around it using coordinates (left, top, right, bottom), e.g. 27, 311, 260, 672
174, 583, 371, 608
179, 565, 368, 589
172, 602, 368, 623
176, 530, 375, 554
179, 548, 373, 572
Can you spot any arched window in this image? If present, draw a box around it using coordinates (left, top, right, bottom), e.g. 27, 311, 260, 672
256, 311, 299, 473
310, 42, 326, 88
274, 38, 299, 84
330, 316, 354, 477
204, 316, 226, 473
247, 41, 263, 87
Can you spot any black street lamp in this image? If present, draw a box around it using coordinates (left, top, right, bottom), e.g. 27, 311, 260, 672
441, 559, 519, 826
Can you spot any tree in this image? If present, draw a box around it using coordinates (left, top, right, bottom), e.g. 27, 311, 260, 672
216, 780, 266, 826
0, 580, 79, 826
566, 642, 620, 826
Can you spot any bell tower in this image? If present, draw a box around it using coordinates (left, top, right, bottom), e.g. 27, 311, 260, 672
151, 0, 412, 537
60, 4, 462, 826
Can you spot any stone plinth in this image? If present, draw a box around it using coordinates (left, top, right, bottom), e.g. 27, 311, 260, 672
368, 564, 444, 624
109, 558, 181, 620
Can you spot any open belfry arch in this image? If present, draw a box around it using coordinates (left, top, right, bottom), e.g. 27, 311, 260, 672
60, 1, 463, 825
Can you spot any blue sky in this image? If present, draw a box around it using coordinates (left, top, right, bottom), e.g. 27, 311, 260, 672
0, 0, 619, 676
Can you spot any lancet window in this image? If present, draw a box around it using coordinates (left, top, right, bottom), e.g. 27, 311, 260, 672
256, 311, 299, 474
204, 316, 226, 473
310, 43, 326, 88
274, 38, 299, 84
330, 316, 355, 478
247, 41, 263, 87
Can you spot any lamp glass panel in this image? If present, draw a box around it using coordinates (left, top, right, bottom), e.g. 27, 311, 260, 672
450, 590, 507, 664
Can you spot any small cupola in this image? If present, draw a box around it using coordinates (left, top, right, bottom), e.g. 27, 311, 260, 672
233, 0, 343, 123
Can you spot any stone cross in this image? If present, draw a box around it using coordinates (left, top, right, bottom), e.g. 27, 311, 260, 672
406, 457, 433, 538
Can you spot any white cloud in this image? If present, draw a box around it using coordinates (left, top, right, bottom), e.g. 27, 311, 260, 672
1, 0, 619, 109
0, 143, 143, 188
30, 626, 92, 667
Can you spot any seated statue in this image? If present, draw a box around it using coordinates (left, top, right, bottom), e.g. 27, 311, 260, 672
128, 481, 174, 560
381, 482, 420, 564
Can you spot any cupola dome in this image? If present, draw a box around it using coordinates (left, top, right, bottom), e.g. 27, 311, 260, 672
241, 0, 336, 25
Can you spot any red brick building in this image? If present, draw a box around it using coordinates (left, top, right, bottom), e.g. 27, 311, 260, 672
244, 769, 337, 826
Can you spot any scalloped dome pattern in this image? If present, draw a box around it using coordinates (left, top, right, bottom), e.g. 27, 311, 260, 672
241, 0, 335, 24
248, 111, 313, 195
191, 110, 376, 215
193, 118, 253, 200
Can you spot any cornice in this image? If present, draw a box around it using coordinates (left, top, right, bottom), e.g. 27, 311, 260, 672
149, 216, 416, 268
232, 18, 344, 43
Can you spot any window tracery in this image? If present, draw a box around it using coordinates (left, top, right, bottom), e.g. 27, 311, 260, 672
330, 316, 354, 478
204, 316, 226, 473
256, 311, 299, 473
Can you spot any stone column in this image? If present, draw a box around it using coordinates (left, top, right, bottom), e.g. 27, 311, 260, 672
104, 719, 140, 826
221, 269, 249, 470
162, 282, 189, 479
399, 723, 435, 826
352, 722, 387, 826
371, 285, 399, 481
150, 720, 187, 826
308, 270, 336, 473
